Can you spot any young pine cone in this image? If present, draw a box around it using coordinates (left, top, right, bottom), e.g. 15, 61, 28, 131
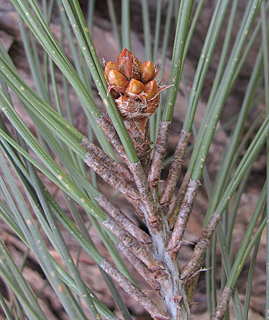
104, 48, 169, 167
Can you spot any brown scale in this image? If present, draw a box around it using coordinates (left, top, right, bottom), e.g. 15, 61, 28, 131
104, 48, 170, 169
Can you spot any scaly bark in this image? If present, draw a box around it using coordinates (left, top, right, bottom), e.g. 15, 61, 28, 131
148, 121, 171, 195
181, 213, 222, 281
100, 260, 169, 320
160, 130, 191, 206
130, 162, 162, 232
118, 243, 161, 290
84, 152, 141, 209
81, 137, 133, 182
167, 180, 201, 260
213, 286, 233, 320
103, 216, 164, 273
96, 116, 129, 164
168, 172, 191, 230
96, 194, 151, 244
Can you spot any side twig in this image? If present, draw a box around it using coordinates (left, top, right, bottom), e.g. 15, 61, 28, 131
160, 130, 191, 206
100, 260, 169, 320
102, 216, 164, 273
168, 172, 191, 229
148, 121, 171, 195
167, 179, 201, 260
81, 138, 133, 182
96, 194, 151, 244
180, 213, 222, 281
96, 116, 129, 164
117, 243, 161, 290
84, 152, 141, 209
212, 286, 233, 320
130, 162, 162, 232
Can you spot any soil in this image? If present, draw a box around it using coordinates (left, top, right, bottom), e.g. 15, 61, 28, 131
0, 1, 266, 319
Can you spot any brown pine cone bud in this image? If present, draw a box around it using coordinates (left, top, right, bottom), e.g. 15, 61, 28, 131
107, 69, 128, 93
104, 61, 116, 80
140, 61, 155, 83
117, 48, 141, 81
125, 79, 145, 98
104, 48, 171, 165
144, 80, 158, 101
